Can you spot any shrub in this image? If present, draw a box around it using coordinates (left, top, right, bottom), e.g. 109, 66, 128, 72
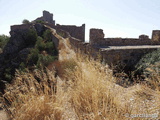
43, 29, 52, 42
45, 41, 55, 54
135, 49, 160, 77
35, 36, 46, 51
35, 20, 45, 24
19, 62, 27, 72
27, 48, 39, 65
22, 19, 30, 24
0, 34, 9, 50
25, 29, 38, 45
4, 68, 13, 82
37, 54, 56, 67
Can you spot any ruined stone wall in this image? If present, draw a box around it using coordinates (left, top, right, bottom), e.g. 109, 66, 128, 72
11, 24, 33, 31
99, 38, 157, 47
101, 48, 158, 70
90, 29, 160, 47
35, 10, 55, 25
53, 25, 160, 71
56, 24, 85, 42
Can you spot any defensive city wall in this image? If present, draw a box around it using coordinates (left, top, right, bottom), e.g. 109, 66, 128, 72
55, 27, 160, 71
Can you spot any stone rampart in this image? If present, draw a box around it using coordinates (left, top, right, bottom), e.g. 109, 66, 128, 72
56, 27, 160, 71
56, 24, 85, 42
90, 29, 160, 47
11, 24, 33, 31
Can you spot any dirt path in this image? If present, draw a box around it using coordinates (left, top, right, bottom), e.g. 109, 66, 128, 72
0, 104, 8, 120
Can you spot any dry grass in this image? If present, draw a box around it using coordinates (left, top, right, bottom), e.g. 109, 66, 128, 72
62, 56, 131, 119
2, 54, 160, 120
3, 68, 63, 120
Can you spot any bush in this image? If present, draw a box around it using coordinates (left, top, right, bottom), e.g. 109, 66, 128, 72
45, 41, 55, 54
25, 29, 38, 45
37, 54, 56, 67
43, 29, 52, 42
35, 36, 56, 55
4, 68, 13, 82
22, 19, 30, 24
35, 20, 45, 24
35, 36, 46, 51
0, 34, 9, 50
135, 49, 160, 76
28, 48, 39, 65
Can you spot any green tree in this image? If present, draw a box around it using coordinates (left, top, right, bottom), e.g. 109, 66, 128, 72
22, 19, 30, 24
0, 34, 9, 50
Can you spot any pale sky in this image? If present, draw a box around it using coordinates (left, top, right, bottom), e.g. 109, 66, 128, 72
0, 0, 160, 41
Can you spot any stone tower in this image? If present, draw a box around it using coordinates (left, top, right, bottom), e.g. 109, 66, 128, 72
89, 29, 104, 46
43, 10, 55, 24
35, 10, 55, 25
152, 30, 160, 42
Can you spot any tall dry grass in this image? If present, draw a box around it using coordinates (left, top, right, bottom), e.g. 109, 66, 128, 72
2, 54, 160, 120
63, 55, 131, 119
3, 67, 63, 120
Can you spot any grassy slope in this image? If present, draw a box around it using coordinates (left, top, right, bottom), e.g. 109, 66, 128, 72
2, 27, 160, 120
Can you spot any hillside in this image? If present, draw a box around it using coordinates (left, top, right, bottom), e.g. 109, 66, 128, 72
0, 11, 160, 120
0, 24, 159, 120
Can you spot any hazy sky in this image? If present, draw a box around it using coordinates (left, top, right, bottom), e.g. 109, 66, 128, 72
0, 0, 160, 40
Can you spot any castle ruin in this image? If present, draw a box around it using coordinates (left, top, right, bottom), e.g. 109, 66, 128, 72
10, 11, 160, 71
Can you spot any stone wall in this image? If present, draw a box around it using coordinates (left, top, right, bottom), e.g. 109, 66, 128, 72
56, 24, 85, 42
56, 27, 160, 72
11, 24, 33, 31
101, 48, 158, 71
35, 10, 55, 25
90, 29, 160, 47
